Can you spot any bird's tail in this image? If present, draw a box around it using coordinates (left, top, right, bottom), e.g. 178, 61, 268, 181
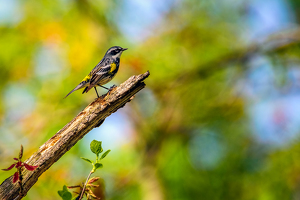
82, 86, 89, 94
63, 82, 86, 99
82, 85, 93, 94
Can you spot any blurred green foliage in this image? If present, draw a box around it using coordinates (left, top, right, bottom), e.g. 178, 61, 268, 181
1, 0, 300, 199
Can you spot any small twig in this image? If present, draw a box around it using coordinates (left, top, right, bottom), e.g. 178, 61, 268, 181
17, 168, 23, 195
18, 145, 23, 196
79, 171, 93, 200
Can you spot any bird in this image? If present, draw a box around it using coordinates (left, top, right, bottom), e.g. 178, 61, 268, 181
64, 46, 128, 99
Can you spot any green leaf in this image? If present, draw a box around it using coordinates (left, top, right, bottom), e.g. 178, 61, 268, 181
90, 140, 103, 156
94, 163, 103, 170
100, 150, 111, 160
80, 157, 92, 163
58, 185, 72, 200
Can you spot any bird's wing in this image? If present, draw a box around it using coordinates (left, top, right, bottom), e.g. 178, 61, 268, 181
90, 56, 107, 75
89, 58, 112, 87
64, 57, 109, 98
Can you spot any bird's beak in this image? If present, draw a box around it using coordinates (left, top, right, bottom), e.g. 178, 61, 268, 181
122, 48, 128, 51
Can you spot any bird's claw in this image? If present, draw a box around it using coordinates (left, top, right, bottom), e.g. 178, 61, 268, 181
109, 85, 117, 90
107, 85, 117, 95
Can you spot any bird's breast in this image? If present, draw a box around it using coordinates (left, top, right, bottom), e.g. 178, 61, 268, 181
110, 63, 117, 73
109, 62, 119, 74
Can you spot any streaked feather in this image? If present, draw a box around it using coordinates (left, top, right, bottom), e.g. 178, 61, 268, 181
64, 46, 127, 98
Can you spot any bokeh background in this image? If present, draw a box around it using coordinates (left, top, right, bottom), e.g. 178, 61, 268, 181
1, 0, 300, 199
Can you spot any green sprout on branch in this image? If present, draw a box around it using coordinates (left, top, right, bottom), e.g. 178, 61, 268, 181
58, 140, 110, 200
81, 140, 111, 173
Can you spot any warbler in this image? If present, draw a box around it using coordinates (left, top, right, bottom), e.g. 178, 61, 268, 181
64, 46, 128, 98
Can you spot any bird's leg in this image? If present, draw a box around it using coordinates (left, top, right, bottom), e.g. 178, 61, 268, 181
98, 85, 116, 95
107, 85, 117, 95
94, 87, 100, 98
99, 85, 109, 90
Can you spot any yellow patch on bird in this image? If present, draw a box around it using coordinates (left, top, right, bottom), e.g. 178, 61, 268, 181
110, 63, 117, 73
82, 74, 91, 82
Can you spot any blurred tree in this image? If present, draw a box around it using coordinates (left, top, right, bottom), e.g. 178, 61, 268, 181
1, 0, 300, 200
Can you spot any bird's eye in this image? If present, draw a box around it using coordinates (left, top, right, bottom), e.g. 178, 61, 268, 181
111, 50, 119, 55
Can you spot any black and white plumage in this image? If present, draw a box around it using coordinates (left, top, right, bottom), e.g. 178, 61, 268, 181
64, 46, 127, 98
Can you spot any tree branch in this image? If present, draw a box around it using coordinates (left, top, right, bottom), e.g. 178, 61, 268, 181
0, 71, 150, 200
176, 28, 300, 82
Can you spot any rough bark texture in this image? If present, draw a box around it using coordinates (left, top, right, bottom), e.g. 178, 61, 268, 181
0, 71, 150, 200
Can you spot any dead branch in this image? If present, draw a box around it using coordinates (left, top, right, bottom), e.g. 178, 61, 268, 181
0, 71, 150, 200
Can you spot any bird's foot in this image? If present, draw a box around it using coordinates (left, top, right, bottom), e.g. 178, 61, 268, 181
107, 85, 117, 95
109, 85, 117, 90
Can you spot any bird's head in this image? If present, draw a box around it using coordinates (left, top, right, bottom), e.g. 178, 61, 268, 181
106, 46, 128, 59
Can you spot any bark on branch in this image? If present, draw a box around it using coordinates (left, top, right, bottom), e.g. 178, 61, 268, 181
0, 71, 150, 200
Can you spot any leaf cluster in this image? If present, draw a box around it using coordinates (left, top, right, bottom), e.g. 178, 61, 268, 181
81, 140, 111, 173
58, 140, 110, 200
